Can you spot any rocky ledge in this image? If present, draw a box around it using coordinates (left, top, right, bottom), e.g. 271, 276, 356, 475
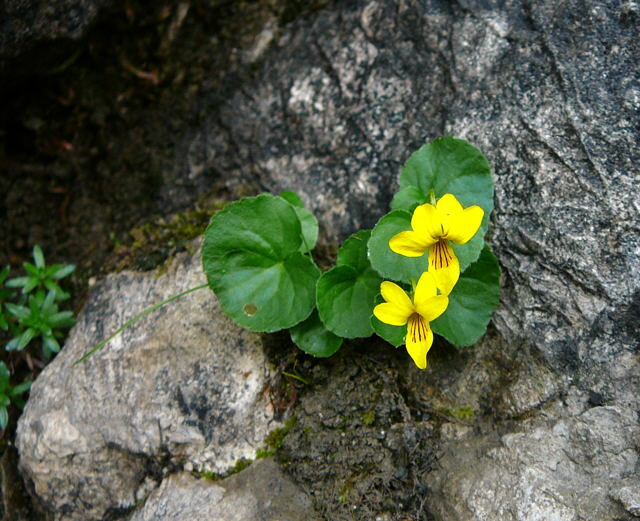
14, 0, 640, 520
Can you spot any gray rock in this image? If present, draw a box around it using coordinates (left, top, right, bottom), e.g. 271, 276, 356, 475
0, 0, 108, 65
15, 0, 640, 519
429, 404, 639, 520
176, 0, 639, 519
16, 245, 279, 521
128, 459, 321, 521
188, 0, 639, 387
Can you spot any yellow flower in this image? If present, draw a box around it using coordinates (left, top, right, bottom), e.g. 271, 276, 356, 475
389, 193, 483, 294
373, 271, 448, 369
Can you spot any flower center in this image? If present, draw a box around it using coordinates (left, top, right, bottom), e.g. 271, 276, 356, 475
408, 313, 429, 344
432, 239, 453, 269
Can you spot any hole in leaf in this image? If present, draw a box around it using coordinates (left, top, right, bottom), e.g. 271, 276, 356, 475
243, 303, 258, 316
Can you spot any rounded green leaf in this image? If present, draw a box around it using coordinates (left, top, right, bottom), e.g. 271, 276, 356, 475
290, 309, 342, 357
202, 194, 320, 332
337, 230, 371, 271
316, 231, 382, 338
317, 266, 381, 338
395, 137, 494, 271
279, 191, 319, 253
431, 245, 501, 346
367, 210, 427, 283
390, 186, 426, 212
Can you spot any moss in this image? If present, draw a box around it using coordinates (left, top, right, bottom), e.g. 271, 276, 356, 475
452, 407, 474, 420
231, 457, 253, 474
339, 478, 354, 503
264, 415, 297, 450
197, 455, 255, 481
109, 196, 225, 273
197, 470, 222, 482
435, 406, 475, 422
362, 410, 375, 425
255, 448, 276, 459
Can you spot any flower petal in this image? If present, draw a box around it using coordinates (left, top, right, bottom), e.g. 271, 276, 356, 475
415, 295, 449, 322
380, 281, 414, 311
436, 193, 463, 216
429, 250, 460, 296
405, 314, 433, 369
411, 204, 442, 243
428, 240, 456, 271
374, 302, 412, 326
389, 231, 431, 257
413, 270, 438, 300
445, 205, 484, 245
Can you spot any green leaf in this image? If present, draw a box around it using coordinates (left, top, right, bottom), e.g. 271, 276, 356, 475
336, 230, 371, 271
5, 303, 30, 321
431, 246, 501, 346
0, 406, 8, 430
23, 263, 40, 277
5, 339, 19, 351
49, 311, 75, 329
289, 309, 342, 357
51, 264, 75, 279
395, 137, 494, 271
33, 245, 45, 269
42, 335, 60, 357
13, 328, 37, 351
23, 278, 39, 294
0, 363, 9, 391
367, 210, 427, 283
390, 186, 426, 212
44, 280, 67, 300
202, 193, 320, 332
316, 231, 382, 338
370, 293, 406, 347
5, 276, 28, 289
10, 380, 31, 397
279, 191, 319, 253
0, 266, 10, 284
41, 290, 58, 315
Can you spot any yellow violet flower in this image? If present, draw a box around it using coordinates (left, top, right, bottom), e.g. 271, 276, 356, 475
389, 193, 484, 294
373, 271, 448, 369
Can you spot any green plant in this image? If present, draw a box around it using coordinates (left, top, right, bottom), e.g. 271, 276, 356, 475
5, 291, 75, 357
6, 245, 75, 300
80, 137, 500, 370
199, 137, 499, 367
0, 266, 12, 330
2, 247, 76, 357
0, 362, 31, 430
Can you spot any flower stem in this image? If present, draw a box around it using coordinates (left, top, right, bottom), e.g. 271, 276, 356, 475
74, 282, 209, 365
